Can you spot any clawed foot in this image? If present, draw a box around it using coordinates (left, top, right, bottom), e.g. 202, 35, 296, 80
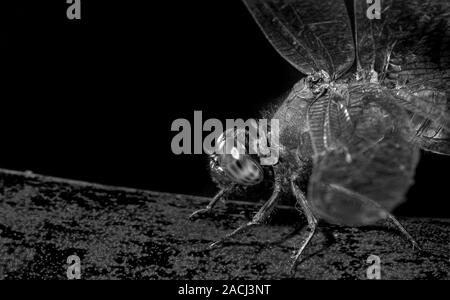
289, 256, 300, 273
209, 221, 258, 249
188, 188, 229, 220
208, 239, 222, 249
189, 208, 211, 220
386, 214, 422, 252
410, 239, 422, 252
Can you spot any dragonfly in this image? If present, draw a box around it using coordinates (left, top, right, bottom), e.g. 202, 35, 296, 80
190, 0, 450, 268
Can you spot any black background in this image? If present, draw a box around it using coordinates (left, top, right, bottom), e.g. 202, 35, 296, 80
1, 0, 449, 218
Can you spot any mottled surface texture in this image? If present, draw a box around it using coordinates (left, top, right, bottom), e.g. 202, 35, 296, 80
0, 169, 449, 280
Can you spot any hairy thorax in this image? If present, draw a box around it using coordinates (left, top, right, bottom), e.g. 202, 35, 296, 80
272, 71, 353, 159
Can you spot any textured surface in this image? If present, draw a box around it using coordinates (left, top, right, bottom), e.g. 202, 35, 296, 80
0, 169, 449, 280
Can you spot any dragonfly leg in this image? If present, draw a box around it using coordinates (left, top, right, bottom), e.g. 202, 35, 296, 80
290, 176, 318, 269
189, 187, 231, 220
386, 213, 422, 251
329, 183, 421, 251
209, 172, 282, 249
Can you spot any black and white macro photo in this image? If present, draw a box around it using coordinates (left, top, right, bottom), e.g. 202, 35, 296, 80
0, 0, 450, 283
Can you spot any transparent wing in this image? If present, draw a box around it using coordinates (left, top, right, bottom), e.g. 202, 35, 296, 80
386, 85, 450, 155
307, 88, 420, 225
354, 0, 450, 84
354, 0, 450, 155
243, 0, 355, 78
413, 131, 450, 155
388, 86, 450, 131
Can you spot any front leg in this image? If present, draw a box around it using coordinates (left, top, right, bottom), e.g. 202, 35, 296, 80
189, 186, 233, 220
209, 167, 282, 248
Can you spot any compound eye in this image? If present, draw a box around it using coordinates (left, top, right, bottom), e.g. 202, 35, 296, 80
231, 147, 240, 160
226, 156, 263, 186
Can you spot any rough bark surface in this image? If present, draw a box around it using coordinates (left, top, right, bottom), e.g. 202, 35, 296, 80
0, 169, 449, 279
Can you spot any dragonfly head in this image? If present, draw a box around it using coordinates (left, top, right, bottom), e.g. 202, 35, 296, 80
209, 127, 264, 186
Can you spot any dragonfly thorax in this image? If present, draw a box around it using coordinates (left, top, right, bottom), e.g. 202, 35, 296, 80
305, 70, 332, 95
355, 68, 379, 83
